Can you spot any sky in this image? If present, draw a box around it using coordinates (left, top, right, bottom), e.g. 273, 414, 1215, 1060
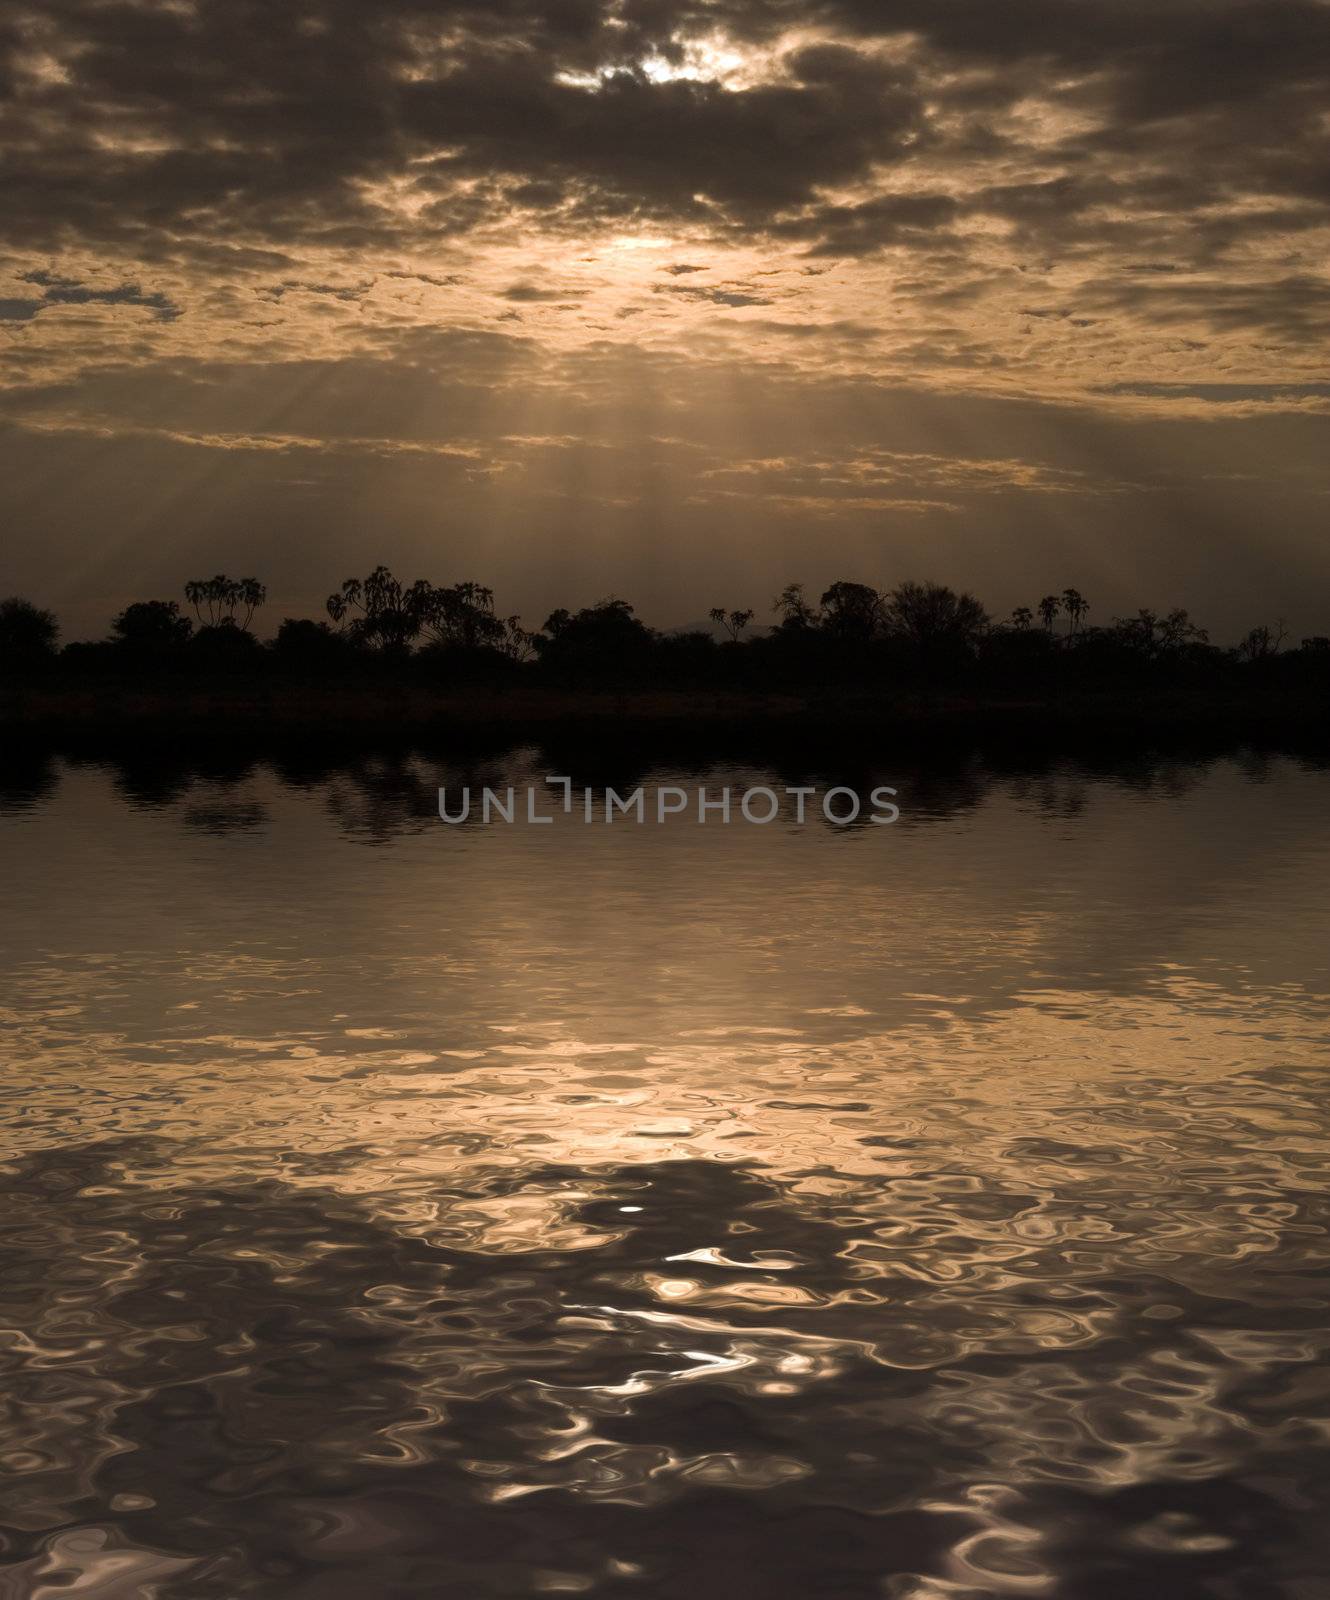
2, 0, 1328, 643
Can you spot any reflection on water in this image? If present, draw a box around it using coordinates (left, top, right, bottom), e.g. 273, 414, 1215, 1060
3, 747, 1330, 1597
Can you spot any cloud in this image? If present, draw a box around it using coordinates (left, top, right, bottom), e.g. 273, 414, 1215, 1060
776, 193, 964, 258
658, 282, 774, 307
262, 280, 375, 303
1, 0, 1328, 637
502, 282, 589, 302
6, 273, 181, 320
2, 0, 1325, 295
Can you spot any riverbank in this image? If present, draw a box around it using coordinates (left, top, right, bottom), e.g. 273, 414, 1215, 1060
2, 680, 1327, 759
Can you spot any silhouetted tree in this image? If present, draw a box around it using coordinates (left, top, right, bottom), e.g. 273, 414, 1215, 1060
273, 617, 347, 663
191, 623, 265, 667
1113, 609, 1162, 657
112, 600, 193, 648
772, 583, 818, 630
35, 563, 1330, 703
883, 581, 988, 655
500, 618, 536, 662
0, 596, 59, 670
1158, 608, 1208, 650
1108, 607, 1208, 665
184, 575, 266, 630
414, 581, 530, 658
1238, 620, 1288, 661
416, 582, 496, 649
536, 598, 656, 678
1062, 588, 1089, 637
819, 581, 883, 639
658, 628, 721, 684
982, 613, 1059, 679
410, 583, 533, 679
709, 607, 754, 642
326, 566, 426, 651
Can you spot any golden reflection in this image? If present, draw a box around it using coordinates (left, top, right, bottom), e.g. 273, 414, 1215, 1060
4, 758, 1330, 1590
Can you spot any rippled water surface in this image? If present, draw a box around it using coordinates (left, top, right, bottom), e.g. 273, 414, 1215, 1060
4, 748, 1330, 1598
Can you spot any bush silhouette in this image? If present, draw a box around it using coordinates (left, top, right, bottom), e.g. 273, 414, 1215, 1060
0, 596, 58, 672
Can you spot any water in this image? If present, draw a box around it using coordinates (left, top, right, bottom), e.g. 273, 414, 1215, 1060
3, 746, 1330, 1598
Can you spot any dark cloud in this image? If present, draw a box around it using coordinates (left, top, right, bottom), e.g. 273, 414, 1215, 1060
1079, 274, 1330, 343
502, 282, 589, 301
3, 273, 180, 320
658, 283, 774, 307
385, 271, 466, 286
1095, 382, 1330, 404
0, 0, 1326, 276
777, 193, 963, 258
262, 280, 375, 303
395, 47, 923, 233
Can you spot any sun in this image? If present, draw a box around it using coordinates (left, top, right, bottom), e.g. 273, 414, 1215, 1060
556, 32, 769, 94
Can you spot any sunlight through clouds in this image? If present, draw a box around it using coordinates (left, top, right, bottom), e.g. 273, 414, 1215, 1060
1, 0, 1328, 634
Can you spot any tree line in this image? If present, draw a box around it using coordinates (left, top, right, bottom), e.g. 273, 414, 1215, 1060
1, 566, 1326, 691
